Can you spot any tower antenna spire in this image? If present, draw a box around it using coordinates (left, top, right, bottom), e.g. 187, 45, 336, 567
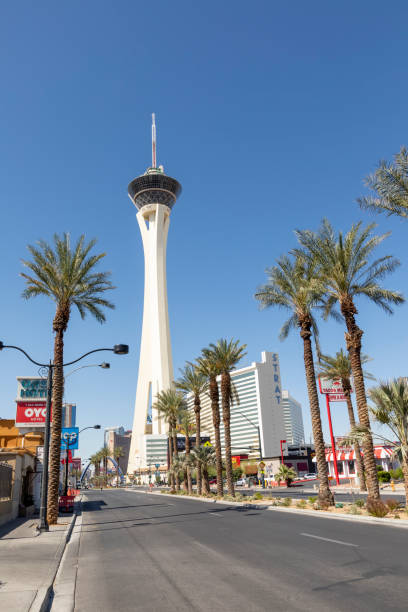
152, 112, 156, 168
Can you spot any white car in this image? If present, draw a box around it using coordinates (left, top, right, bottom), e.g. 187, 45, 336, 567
235, 478, 247, 486
302, 473, 318, 480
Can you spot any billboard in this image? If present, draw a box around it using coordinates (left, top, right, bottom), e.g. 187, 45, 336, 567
173, 436, 211, 451
16, 377, 47, 400
61, 427, 79, 450
15, 401, 52, 427
318, 377, 344, 394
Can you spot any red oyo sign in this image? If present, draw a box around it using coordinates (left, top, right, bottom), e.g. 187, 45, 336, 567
15, 401, 52, 425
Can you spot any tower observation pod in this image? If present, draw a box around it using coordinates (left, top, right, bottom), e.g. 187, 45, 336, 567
127, 115, 182, 474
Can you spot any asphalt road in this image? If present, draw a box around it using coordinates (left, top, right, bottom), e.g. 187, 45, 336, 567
70, 489, 408, 612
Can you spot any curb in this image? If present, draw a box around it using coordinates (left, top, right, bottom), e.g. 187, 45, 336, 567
29, 497, 82, 612
136, 489, 408, 529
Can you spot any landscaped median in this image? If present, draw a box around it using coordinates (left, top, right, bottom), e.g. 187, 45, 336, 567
131, 488, 408, 528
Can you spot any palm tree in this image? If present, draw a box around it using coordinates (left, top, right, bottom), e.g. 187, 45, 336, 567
255, 253, 334, 505
296, 219, 404, 501
177, 411, 195, 494
357, 146, 408, 219
204, 339, 247, 497
368, 379, 408, 504
196, 354, 223, 497
99, 447, 110, 486
113, 446, 125, 486
191, 446, 216, 495
21, 233, 114, 524
90, 453, 101, 476
275, 464, 297, 487
153, 388, 186, 492
176, 365, 207, 495
318, 349, 375, 491
170, 455, 186, 490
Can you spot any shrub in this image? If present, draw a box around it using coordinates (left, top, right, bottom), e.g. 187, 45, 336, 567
366, 499, 389, 517
282, 497, 292, 507
390, 468, 403, 481
296, 499, 307, 509
308, 496, 317, 504
347, 505, 361, 515
354, 498, 365, 508
377, 470, 391, 483
254, 492, 263, 500
385, 498, 400, 512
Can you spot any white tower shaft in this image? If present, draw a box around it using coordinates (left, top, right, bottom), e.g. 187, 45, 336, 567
127, 203, 173, 473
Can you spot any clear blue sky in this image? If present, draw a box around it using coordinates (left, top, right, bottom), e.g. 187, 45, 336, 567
1, 1, 408, 462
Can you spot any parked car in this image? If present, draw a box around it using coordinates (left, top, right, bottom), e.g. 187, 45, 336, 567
303, 473, 318, 480
209, 478, 217, 484
235, 478, 246, 486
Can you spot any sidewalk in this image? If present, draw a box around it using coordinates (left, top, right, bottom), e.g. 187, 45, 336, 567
0, 514, 74, 611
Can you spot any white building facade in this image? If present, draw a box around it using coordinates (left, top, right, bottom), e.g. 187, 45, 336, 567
281, 390, 305, 446
186, 351, 298, 458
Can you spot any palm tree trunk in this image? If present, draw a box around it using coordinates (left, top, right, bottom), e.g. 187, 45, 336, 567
300, 320, 334, 506
343, 382, 366, 492
168, 429, 175, 491
194, 396, 202, 495
202, 466, 210, 494
209, 375, 223, 497
47, 328, 64, 524
172, 423, 180, 491
221, 372, 234, 497
185, 435, 193, 495
342, 299, 380, 501
402, 456, 408, 506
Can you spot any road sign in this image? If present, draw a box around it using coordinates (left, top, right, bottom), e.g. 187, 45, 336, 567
204, 441, 212, 447
328, 393, 347, 402
61, 427, 79, 450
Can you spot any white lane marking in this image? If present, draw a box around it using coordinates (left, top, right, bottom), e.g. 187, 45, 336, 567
301, 533, 359, 547
210, 512, 222, 517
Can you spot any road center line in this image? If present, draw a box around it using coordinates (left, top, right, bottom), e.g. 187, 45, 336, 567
210, 512, 222, 517
300, 533, 359, 547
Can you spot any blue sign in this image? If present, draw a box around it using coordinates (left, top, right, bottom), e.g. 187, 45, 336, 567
61, 427, 79, 450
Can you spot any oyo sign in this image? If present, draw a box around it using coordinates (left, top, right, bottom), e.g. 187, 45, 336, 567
15, 401, 52, 427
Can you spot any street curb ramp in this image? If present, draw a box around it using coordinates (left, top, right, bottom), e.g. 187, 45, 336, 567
29, 497, 81, 612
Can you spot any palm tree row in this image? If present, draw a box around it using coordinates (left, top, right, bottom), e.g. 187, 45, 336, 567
256, 220, 404, 503
152, 338, 246, 499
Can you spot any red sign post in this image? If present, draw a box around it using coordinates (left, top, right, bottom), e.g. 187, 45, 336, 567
318, 377, 343, 485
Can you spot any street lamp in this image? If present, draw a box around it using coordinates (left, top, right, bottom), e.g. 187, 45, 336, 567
233, 409, 263, 460
0, 341, 129, 532
65, 363, 110, 379
62, 425, 101, 495
232, 409, 264, 489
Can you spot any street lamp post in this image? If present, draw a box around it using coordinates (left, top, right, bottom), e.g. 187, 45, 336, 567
0, 341, 128, 532
233, 409, 264, 488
